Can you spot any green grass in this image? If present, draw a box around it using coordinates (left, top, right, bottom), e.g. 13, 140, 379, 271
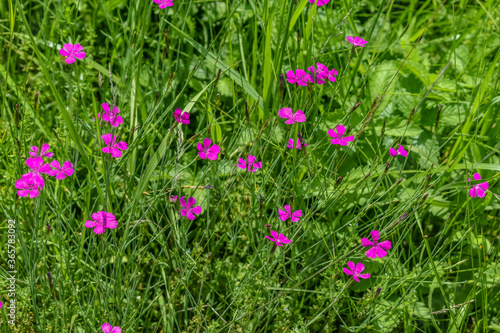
1, 0, 500, 331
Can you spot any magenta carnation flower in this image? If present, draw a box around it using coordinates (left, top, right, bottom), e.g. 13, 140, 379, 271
180, 196, 202, 220
85, 212, 118, 234
59, 43, 86, 64
308, 63, 338, 84
98, 103, 123, 127
237, 155, 262, 172
278, 107, 306, 125
153, 0, 173, 9
23, 157, 51, 188
466, 173, 489, 198
343, 261, 371, 282
287, 138, 307, 150
328, 125, 354, 146
308, 0, 329, 5
101, 323, 122, 333
101, 134, 128, 158
173, 108, 190, 125
362, 230, 392, 258
389, 145, 408, 157
15, 174, 41, 198
286, 69, 313, 86
29, 143, 53, 158
346, 36, 368, 47
278, 205, 303, 222
266, 231, 291, 246
197, 138, 220, 160
48, 160, 74, 179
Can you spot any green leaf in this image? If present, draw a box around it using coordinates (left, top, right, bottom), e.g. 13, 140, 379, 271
167, 22, 264, 111
288, 0, 308, 32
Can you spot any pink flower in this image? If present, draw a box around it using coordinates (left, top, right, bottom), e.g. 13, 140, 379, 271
15, 174, 41, 198
346, 36, 368, 47
265, 231, 291, 246
180, 196, 202, 220
197, 138, 221, 160
169, 195, 178, 202
389, 145, 408, 157
152, 0, 173, 9
84, 212, 118, 234
466, 173, 489, 198
328, 125, 354, 146
24, 157, 51, 188
286, 69, 313, 86
278, 205, 303, 222
173, 108, 190, 125
278, 107, 306, 125
308, 63, 338, 84
101, 134, 128, 158
237, 155, 262, 172
0, 301, 2, 308
343, 261, 371, 282
59, 43, 86, 64
29, 143, 53, 158
287, 138, 307, 150
101, 323, 122, 333
361, 230, 392, 258
308, 0, 329, 5
48, 160, 74, 179
98, 103, 123, 127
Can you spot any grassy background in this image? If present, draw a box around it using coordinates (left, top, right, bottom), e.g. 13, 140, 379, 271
1, 0, 500, 331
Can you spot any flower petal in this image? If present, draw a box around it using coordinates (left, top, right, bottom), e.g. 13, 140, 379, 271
361, 238, 374, 247
278, 209, 289, 221
203, 138, 212, 149
278, 107, 293, 119
85, 220, 97, 228
365, 247, 378, 258
378, 240, 392, 250
347, 261, 355, 271
265, 235, 276, 242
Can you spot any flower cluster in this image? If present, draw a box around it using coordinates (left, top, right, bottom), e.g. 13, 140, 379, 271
286, 63, 338, 87
344, 230, 392, 282
15, 143, 74, 198
92, 103, 129, 158
100, 323, 121, 333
